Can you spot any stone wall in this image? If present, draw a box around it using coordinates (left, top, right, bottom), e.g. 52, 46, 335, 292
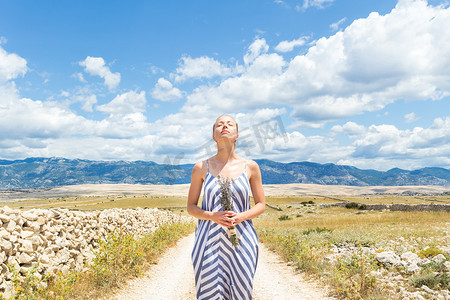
0, 206, 190, 297
320, 202, 450, 212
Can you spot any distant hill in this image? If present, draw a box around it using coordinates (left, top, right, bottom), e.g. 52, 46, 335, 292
0, 157, 449, 189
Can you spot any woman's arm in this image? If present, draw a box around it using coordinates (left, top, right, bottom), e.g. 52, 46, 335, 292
231, 160, 265, 225
187, 161, 235, 227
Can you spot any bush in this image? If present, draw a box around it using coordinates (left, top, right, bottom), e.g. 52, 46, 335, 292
8, 220, 195, 300
300, 201, 315, 205
417, 247, 447, 258
410, 263, 449, 290
303, 227, 333, 235
345, 202, 367, 210
278, 214, 291, 221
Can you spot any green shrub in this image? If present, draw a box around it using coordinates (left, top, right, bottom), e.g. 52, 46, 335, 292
278, 214, 291, 221
7, 220, 195, 300
345, 202, 367, 210
417, 247, 447, 258
303, 227, 333, 235
409, 264, 449, 290
300, 201, 315, 205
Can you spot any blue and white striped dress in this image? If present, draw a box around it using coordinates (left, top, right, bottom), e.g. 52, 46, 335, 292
192, 161, 259, 300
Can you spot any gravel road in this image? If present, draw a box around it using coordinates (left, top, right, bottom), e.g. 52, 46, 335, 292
112, 233, 333, 300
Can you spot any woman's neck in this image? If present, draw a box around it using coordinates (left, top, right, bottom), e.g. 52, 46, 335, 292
215, 140, 237, 164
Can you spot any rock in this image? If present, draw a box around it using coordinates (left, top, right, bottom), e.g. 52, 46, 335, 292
401, 251, 422, 273
444, 261, 450, 271
7, 256, 18, 268
55, 249, 70, 264
0, 240, 12, 252
421, 285, 435, 294
39, 254, 50, 264
19, 240, 34, 253
18, 253, 33, 264
376, 251, 401, 267
22, 211, 38, 221
0, 263, 9, 275
0, 214, 10, 222
432, 254, 446, 264
406, 264, 421, 273
21, 230, 34, 239
0, 228, 10, 239
410, 291, 425, 300
401, 252, 421, 265
29, 236, 42, 246
5, 220, 17, 233
9, 233, 18, 244
55, 237, 68, 248
418, 258, 431, 266
19, 264, 33, 275
37, 216, 47, 226
439, 246, 450, 256
0, 207, 188, 294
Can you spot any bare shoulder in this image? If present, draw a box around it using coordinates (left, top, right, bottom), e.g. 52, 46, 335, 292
246, 159, 262, 178
246, 159, 260, 169
192, 160, 207, 180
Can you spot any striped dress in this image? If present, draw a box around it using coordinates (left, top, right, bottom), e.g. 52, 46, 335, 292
192, 161, 259, 300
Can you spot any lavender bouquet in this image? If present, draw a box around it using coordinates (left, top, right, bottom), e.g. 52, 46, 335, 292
217, 174, 240, 247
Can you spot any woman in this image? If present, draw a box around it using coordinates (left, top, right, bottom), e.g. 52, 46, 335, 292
187, 114, 266, 300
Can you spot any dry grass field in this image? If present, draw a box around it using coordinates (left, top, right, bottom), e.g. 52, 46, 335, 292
2, 183, 449, 299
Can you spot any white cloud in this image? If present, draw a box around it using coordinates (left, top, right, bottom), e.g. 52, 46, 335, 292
0, 82, 94, 141
243, 39, 269, 65
330, 17, 346, 31
177, 1, 450, 125
299, 0, 335, 11
404, 112, 420, 123
95, 112, 149, 139
74, 94, 97, 112
335, 117, 450, 166
72, 72, 87, 83
151, 78, 183, 101
0, 46, 27, 82
275, 37, 308, 52
331, 121, 366, 137
97, 90, 147, 115
79, 56, 120, 90
149, 65, 164, 75
171, 55, 239, 83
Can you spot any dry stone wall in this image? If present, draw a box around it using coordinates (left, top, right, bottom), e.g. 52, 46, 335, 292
0, 206, 191, 297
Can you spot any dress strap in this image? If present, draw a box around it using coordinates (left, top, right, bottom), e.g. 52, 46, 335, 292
206, 159, 209, 172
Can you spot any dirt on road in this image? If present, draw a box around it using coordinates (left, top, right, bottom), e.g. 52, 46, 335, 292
112, 233, 333, 300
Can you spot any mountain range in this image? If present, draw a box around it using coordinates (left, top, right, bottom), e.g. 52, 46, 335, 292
0, 157, 449, 189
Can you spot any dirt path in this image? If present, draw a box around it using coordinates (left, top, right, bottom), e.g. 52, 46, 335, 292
112, 233, 333, 300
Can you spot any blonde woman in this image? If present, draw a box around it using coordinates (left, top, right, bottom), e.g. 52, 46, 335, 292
187, 115, 266, 300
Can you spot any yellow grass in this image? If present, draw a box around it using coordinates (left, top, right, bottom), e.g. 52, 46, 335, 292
7, 195, 188, 210
255, 207, 449, 240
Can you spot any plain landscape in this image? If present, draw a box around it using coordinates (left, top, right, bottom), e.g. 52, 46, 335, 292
1, 182, 449, 299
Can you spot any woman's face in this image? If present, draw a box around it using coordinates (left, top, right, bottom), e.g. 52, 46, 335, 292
213, 115, 238, 142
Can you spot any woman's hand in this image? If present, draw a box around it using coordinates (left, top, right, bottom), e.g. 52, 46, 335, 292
229, 212, 246, 226
210, 211, 236, 228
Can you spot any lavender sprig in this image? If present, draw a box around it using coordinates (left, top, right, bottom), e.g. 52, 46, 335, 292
217, 174, 240, 247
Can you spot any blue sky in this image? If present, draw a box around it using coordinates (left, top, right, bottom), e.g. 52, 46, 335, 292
1, 0, 449, 170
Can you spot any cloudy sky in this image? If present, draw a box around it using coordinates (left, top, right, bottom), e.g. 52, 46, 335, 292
1, 0, 449, 171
